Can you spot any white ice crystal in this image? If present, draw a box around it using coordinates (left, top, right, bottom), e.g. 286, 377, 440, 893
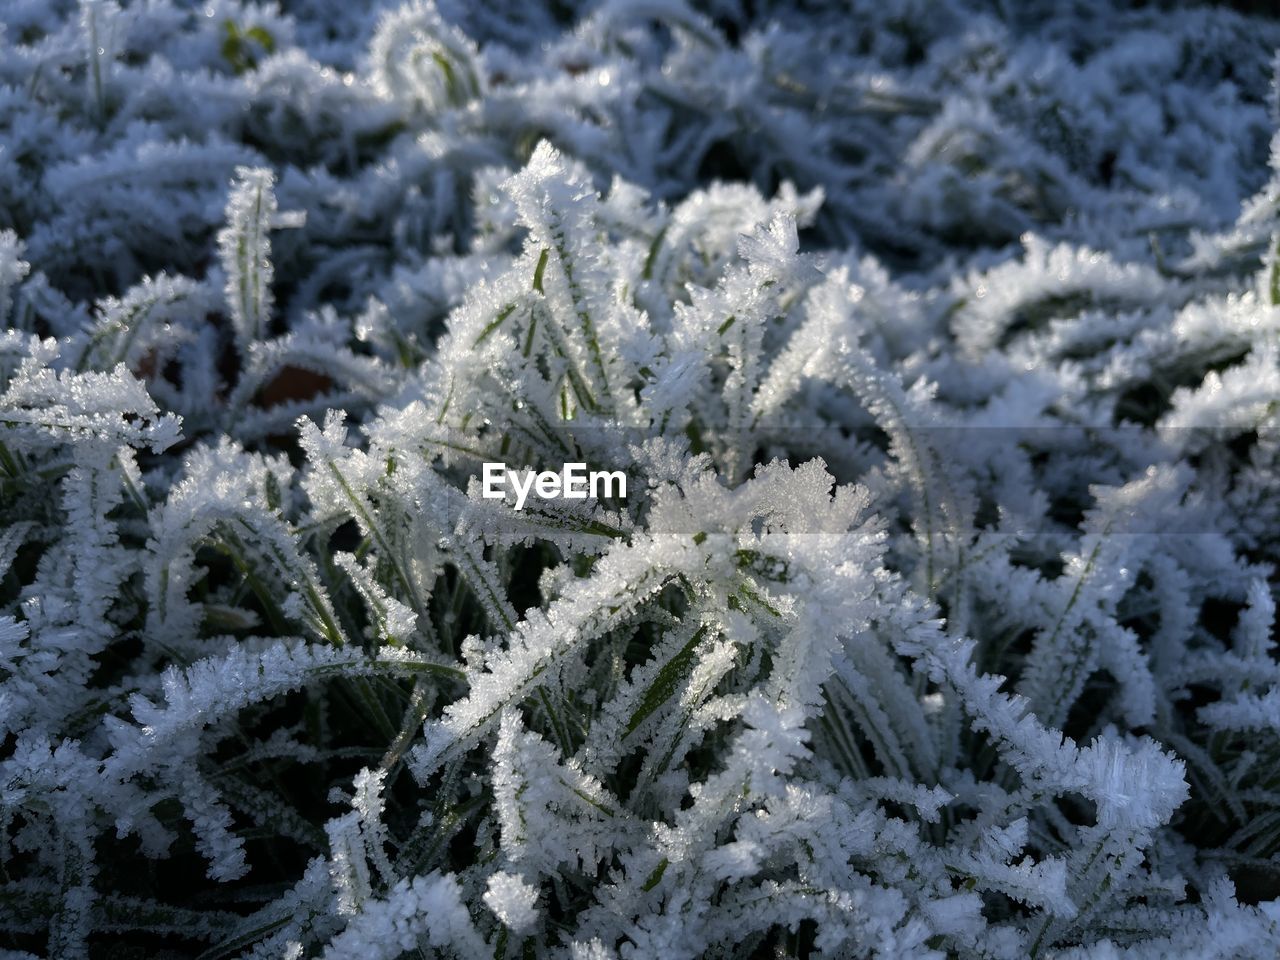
484, 870, 540, 934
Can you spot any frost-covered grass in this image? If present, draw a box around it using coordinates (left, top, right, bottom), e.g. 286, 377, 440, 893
2, 0, 1280, 957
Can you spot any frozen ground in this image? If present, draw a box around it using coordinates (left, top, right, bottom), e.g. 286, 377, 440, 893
1, 1, 1280, 957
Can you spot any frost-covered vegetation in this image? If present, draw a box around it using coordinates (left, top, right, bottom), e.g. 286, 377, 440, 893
2, 0, 1280, 956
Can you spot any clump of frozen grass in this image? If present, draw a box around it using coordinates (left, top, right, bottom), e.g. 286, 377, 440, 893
1, 1, 1280, 957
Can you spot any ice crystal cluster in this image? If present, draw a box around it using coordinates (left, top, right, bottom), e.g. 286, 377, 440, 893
3, 0, 1280, 957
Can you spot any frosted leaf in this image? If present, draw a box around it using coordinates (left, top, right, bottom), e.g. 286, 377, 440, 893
0, 231, 30, 325
217, 167, 302, 354
368, 2, 483, 113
